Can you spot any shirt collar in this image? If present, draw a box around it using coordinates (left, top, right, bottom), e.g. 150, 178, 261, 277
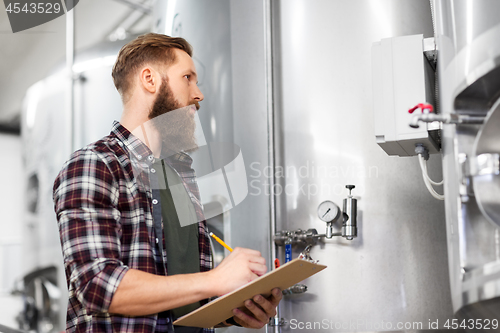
163, 149, 194, 171
111, 120, 154, 165
111, 120, 194, 169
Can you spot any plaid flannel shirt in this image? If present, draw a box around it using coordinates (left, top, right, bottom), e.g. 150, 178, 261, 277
53, 120, 213, 332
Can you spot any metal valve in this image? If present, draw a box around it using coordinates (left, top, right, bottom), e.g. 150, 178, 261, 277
282, 284, 308, 295
342, 185, 357, 240
274, 229, 321, 246
317, 185, 358, 240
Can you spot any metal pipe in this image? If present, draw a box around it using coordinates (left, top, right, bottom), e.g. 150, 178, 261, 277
409, 113, 485, 128
264, 0, 281, 331
282, 284, 307, 295
64, 6, 76, 331
325, 231, 342, 238
111, 0, 152, 15
107, 0, 155, 41
66, 2, 75, 159
263, 0, 276, 272
107, 9, 145, 41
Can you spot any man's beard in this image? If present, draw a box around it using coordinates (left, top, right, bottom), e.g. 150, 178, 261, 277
148, 77, 198, 154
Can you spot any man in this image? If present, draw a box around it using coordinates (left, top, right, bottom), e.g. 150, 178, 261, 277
53, 33, 282, 332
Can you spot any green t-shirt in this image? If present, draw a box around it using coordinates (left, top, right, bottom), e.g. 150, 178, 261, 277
154, 158, 201, 320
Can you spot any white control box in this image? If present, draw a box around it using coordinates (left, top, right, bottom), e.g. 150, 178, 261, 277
372, 34, 439, 157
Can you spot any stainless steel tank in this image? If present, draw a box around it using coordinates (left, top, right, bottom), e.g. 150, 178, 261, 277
155, 0, 456, 332
434, 0, 500, 323
20, 0, 476, 331
21, 39, 128, 332
273, 0, 453, 331
153, 0, 275, 273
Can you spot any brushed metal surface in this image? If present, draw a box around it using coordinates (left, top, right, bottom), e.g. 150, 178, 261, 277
434, 0, 500, 314
434, 0, 500, 114
273, 0, 453, 330
155, 0, 235, 149
226, 0, 273, 280
25, 0, 500, 330
155, 3, 274, 332
225, 1, 275, 331
473, 100, 500, 228
21, 40, 131, 331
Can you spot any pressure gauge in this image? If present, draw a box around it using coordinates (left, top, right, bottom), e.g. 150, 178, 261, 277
317, 200, 341, 222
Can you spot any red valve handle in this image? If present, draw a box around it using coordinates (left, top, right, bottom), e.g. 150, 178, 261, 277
408, 103, 434, 114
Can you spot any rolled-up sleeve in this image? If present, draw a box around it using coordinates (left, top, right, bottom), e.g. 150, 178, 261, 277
53, 148, 129, 314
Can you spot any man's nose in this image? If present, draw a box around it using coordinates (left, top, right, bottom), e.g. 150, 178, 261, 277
193, 85, 204, 102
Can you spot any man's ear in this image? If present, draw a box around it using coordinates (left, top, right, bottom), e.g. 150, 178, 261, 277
139, 67, 158, 94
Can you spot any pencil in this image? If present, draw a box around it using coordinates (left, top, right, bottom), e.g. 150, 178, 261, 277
209, 232, 233, 252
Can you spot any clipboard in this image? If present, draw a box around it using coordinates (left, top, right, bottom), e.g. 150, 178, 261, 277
173, 258, 327, 328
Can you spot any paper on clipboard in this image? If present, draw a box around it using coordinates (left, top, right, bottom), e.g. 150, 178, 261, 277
173, 258, 327, 328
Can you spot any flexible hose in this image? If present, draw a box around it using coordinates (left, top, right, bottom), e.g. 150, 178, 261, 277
418, 154, 445, 200
419, 155, 444, 186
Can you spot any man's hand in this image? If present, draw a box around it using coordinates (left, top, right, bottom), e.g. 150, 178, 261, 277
232, 288, 282, 329
208, 247, 267, 296
208, 248, 283, 328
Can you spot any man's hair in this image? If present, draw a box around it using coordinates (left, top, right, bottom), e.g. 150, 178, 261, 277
112, 33, 193, 100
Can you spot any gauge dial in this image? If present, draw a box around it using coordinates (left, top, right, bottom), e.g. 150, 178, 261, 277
317, 200, 340, 222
